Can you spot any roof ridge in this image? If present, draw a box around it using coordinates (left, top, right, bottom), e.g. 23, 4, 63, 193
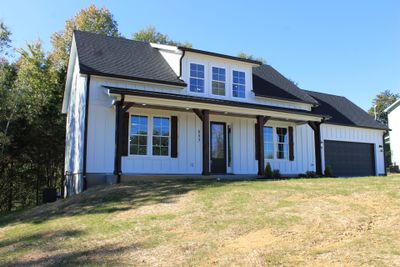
302, 89, 346, 98
73, 30, 152, 46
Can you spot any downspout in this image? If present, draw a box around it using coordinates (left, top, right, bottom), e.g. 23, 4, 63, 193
178, 49, 185, 79
82, 74, 91, 191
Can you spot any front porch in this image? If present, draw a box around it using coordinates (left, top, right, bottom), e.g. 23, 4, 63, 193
107, 86, 326, 181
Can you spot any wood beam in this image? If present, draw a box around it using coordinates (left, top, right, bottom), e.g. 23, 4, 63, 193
202, 110, 210, 175
192, 108, 204, 121
122, 102, 135, 112
257, 116, 270, 176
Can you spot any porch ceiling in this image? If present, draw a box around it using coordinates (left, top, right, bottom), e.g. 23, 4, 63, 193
105, 86, 329, 122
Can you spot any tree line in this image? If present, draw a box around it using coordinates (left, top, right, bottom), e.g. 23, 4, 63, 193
0, 5, 194, 213
0, 5, 398, 213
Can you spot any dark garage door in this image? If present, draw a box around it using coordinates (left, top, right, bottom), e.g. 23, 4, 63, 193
324, 140, 375, 177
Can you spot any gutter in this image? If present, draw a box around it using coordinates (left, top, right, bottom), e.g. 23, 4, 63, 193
82, 74, 91, 191
79, 70, 187, 87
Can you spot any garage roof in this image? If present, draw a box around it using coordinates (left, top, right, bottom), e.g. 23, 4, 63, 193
305, 90, 388, 130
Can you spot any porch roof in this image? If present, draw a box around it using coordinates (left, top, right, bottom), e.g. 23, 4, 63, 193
104, 86, 329, 122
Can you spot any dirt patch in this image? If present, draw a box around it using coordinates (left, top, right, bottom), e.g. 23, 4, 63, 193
220, 228, 276, 253
112, 191, 195, 220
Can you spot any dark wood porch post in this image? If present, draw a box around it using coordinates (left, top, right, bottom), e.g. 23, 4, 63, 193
193, 109, 210, 175
114, 96, 134, 183
257, 116, 270, 176
308, 121, 323, 175
202, 110, 210, 175
114, 97, 124, 181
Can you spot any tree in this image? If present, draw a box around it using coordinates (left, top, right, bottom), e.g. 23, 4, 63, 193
50, 5, 119, 70
0, 21, 11, 55
368, 90, 399, 125
237, 52, 266, 64
16, 41, 58, 120
133, 26, 192, 47
0, 5, 122, 212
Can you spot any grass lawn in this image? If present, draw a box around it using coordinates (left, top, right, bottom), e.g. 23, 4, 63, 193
1, 175, 400, 266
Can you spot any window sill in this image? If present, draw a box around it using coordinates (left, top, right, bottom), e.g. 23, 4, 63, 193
124, 155, 172, 159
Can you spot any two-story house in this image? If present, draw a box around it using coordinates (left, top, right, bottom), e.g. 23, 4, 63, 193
62, 31, 388, 195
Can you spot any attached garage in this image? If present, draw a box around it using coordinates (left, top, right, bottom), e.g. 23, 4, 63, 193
324, 140, 375, 177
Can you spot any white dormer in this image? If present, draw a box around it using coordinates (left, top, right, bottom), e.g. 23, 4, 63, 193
180, 49, 260, 102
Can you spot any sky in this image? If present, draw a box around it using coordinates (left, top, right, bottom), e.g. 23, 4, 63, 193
1, 0, 399, 110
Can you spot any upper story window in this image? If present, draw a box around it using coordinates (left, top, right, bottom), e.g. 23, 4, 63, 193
232, 70, 245, 98
189, 63, 205, 93
212, 67, 226, 96
130, 115, 148, 155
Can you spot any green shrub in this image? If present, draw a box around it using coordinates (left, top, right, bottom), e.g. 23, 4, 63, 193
324, 165, 333, 177
264, 163, 272, 178
272, 169, 281, 179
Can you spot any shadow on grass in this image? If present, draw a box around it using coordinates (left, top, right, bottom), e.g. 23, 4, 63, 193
0, 179, 235, 226
4, 241, 141, 267
0, 229, 84, 249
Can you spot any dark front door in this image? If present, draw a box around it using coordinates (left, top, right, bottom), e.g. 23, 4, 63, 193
324, 140, 375, 177
210, 122, 227, 174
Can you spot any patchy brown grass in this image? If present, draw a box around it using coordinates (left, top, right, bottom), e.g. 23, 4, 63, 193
1, 175, 400, 266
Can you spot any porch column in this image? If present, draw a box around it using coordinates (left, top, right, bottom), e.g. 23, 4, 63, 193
256, 116, 270, 176
308, 121, 323, 175
114, 98, 123, 180
114, 96, 134, 183
193, 109, 210, 175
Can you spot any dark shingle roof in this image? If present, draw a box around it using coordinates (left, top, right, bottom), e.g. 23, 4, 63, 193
252, 65, 319, 105
304, 90, 388, 130
74, 31, 186, 87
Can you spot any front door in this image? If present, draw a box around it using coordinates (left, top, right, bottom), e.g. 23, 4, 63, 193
210, 122, 227, 174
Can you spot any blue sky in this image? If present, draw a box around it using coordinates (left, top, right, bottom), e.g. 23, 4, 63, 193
1, 0, 399, 110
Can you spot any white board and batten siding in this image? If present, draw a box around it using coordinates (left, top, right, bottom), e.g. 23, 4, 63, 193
320, 124, 385, 175
64, 56, 88, 193
387, 105, 400, 166
265, 123, 316, 175
122, 108, 203, 174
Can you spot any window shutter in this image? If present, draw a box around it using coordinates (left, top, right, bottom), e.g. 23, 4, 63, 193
288, 126, 294, 161
255, 123, 259, 160
121, 112, 129, 156
171, 116, 178, 158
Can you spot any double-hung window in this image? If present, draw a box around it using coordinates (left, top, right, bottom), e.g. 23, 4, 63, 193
263, 127, 274, 159
212, 67, 226, 96
232, 70, 245, 98
152, 117, 170, 156
129, 114, 170, 156
189, 63, 205, 93
130, 115, 148, 155
263, 126, 289, 160
276, 127, 288, 159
